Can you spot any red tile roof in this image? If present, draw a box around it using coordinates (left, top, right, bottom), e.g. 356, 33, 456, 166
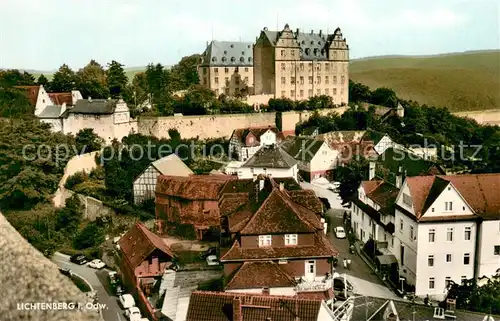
288, 189, 324, 214
119, 222, 175, 268
364, 181, 400, 215
186, 291, 323, 321
13, 85, 40, 106
296, 288, 334, 301
156, 175, 236, 200
239, 189, 322, 235
405, 173, 500, 220
225, 261, 297, 290
48, 92, 73, 106
361, 180, 384, 195
220, 232, 338, 262
231, 126, 285, 147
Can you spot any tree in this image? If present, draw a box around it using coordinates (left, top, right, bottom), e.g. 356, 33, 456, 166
349, 80, 371, 103
75, 128, 104, 153
0, 69, 36, 88
107, 60, 128, 98
170, 54, 202, 90
37, 74, 49, 87
174, 84, 216, 115
130, 72, 149, 108
370, 87, 398, 107
51, 64, 77, 92
0, 88, 34, 117
76, 60, 109, 99
55, 194, 83, 236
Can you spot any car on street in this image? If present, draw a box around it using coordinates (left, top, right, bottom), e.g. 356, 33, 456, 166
200, 247, 217, 259
88, 259, 106, 269
69, 254, 88, 265
334, 226, 346, 239
58, 267, 72, 276
206, 255, 220, 266
124, 307, 142, 320
115, 284, 125, 296
108, 271, 119, 285
119, 294, 136, 309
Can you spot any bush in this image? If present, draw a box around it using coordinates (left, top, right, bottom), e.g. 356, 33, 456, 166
167, 222, 197, 240
70, 274, 92, 292
64, 171, 88, 190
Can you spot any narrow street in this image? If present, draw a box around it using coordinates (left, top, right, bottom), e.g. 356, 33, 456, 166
52, 252, 125, 321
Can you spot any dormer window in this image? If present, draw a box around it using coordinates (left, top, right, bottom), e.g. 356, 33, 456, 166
212, 57, 217, 62
224, 50, 227, 54
240, 57, 244, 62
222, 57, 227, 62
231, 57, 236, 62
305, 48, 310, 55
258, 235, 272, 247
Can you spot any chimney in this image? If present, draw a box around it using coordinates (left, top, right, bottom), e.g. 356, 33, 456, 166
279, 182, 284, 191
88, 96, 92, 103
319, 30, 322, 37
395, 166, 403, 188
233, 297, 242, 321
296, 28, 299, 35
369, 162, 376, 180
310, 29, 314, 35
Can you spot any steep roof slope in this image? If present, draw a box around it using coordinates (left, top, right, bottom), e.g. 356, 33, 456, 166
0, 212, 102, 321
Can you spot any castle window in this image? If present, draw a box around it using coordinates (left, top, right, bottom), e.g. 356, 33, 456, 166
240, 57, 244, 62
214, 68, 218, 73
241, 51, 245, 55
308, 89, 313, 96
248, 57, 252, 63
214, 77, 219, 84
305, 48, 310, 55
313, 48, 318, 55
222, 57, 227, 62
281, 77, 286, 84
225, 68, 229, 73
291, 77, 295, 84
325, 88, 329, 95
308, 76, 313, 84
325, 63, 330, 71
281, 63, 286, 71
212, 57, 217, 62
325, 76, 329, 84
333, 76, 337, 84
244, 67, 249, 72
317, 76, 321, 84
299, 76, 304, 84
231, 57, 236, 62
281, 50, 285, 57
300, 90, 304, 97
224, 50, 227, 54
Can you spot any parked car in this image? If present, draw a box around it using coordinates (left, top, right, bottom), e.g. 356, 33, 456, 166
70, 254, 88, 265
88, 259, 106, 269
115, 284, 125, 296
119, 294, 136, 309
58, 267, 72, 276
200, 247, 217, 259
334, 226, 346, 239
108, 271, 119, 285
206, 255, 220, 266
124, 307, 142, 320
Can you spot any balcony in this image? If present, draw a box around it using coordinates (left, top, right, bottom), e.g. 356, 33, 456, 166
295, 276, 333, 292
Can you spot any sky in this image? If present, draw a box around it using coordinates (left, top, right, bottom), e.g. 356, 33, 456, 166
0, 0, 499, 71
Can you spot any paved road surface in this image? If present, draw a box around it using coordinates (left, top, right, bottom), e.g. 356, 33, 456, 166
52, 252, 125, 321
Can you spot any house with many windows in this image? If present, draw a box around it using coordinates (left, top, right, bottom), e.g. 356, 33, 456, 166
392, 173, 500, 300
236, 144, 298, 181
220, 176, 337, 302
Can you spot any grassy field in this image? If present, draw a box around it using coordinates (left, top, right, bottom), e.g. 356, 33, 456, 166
22, 50, 500, 112
350, 50, 500, 112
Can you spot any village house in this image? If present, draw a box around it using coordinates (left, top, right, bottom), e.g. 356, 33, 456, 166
133, 154, 193, 204
15, 85, 137, 144
236, 144, 298, 181
186, 291, 335, 321
391, 173, 500, 300
155, 175, 238, 240
219, 176, 337, 302
118, 222, 176, 321
228, 125, 284, 161
281, 136, 338, 182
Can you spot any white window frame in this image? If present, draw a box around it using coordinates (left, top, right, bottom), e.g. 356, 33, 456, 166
445, 201, 453, 212
446, 254, 452, 263
464, 227, 471, 241
446, 228, 454, 242
429, 229, 435, 242
284, 234, 298, 246
463, 253, 470, 265
429, 277, 435, 289
258, 235, 272, 247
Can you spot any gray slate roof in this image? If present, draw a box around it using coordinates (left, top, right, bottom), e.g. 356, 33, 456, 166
70, 99, 116, 114
0, 212, 103, 321
38, 105, 62, 118
242, 144, 297, 169
280, 136, 325, 162
261, 26, 346, 61
201, 41, 253, 66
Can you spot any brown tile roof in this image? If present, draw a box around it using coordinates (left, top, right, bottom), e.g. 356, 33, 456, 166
288, 189, 324, 214
186, 291, 323, 321
119, 222, 175, 268
405, 173, 500, 220
14, 85, 40, 106
239, 189, 322, 235
334, 141, 378, 164
296, 288, 334, 301
362, 180, 384, 195
219, 193, 249, 217
227, 204, 254, 233
317, 130, 366, 144
156, 175, 236, 200
225, 261, 296, 290
365, 181, 400, 215
220, 232, 338, 261
231, 126, 284, 147
48, 92, 73, 106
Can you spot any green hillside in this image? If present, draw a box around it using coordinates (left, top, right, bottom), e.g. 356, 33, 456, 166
350, 50, 500, 112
